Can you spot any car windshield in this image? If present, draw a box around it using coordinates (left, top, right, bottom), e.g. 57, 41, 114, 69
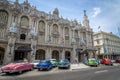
40, 60, 49, 63
13, 60, 24, 63
51, 60, 56, 61
60, 59, 68, 62
88, 59, 96, 62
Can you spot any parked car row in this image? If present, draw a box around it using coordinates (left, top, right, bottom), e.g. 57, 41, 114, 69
36, 59, 70, 71
84, 58, 120, 67
0, 59, 70, 74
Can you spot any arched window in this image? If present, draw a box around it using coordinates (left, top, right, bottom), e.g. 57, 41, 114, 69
38, 20, 45, 31
20, 16, 29, 27
53, 24, 58, 32
20, 34, 26, 40
0, 10, 8, 25
75, 30, 78, 37
0, 10, 8, 39
65, 27, 69, 35
36, 49, 45, 60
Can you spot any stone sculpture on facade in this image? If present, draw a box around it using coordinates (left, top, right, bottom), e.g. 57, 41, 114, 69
9, 22, 17, 33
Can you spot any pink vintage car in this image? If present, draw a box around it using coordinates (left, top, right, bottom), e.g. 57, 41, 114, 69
1, 62, 34, 74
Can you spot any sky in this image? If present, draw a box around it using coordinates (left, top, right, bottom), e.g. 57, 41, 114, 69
9, 0, 120, 36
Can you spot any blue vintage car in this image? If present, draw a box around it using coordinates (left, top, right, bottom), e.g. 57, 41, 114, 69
36, 60, 52, 71
58, 59, 70, 69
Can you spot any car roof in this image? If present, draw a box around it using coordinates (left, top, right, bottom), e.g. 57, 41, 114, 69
50, 59, 56, 60
88, 58, 96, 60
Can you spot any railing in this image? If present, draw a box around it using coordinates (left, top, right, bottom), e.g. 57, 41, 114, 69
16, 39, 31, 44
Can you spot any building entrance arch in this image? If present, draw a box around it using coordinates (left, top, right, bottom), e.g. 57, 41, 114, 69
36, 49, 45, 60
52, 50, 59, 61
14, 46, 31, 61
0, 47, 5, 65
65, 51, 71, 62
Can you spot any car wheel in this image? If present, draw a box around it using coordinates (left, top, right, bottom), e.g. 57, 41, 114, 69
58, 67, 61, 69
19, 70, 22, 74
67, 65, 70, 69
38, 68, 40, 71
6, 72, 10, 74
30, 67, 34, 71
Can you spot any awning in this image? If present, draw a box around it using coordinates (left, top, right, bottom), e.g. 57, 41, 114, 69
15, 46, 32, 52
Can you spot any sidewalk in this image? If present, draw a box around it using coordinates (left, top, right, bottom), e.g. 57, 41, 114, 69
0, 65, 3, 74
70, 63, 90, 70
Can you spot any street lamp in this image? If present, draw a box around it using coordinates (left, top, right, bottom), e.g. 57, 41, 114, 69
8, 43, 13, 54
32, 45, 36, 55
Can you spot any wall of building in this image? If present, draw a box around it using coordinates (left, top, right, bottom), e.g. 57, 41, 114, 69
93, 31, 120, 59
0, 0, 95, 64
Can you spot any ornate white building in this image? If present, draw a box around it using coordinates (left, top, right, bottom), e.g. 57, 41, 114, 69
93, 31, 120, 59
0, 0, 96, 65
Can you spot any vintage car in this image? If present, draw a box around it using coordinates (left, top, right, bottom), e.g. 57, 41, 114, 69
37, 60, 52, 71
32, 60, 40, 68
1, 62, 34, 74
100, 58, 113, 65
115, 59, 120, 63
50, 59, 58, 67
86, 58, 99, 67
58, 59, 70, 69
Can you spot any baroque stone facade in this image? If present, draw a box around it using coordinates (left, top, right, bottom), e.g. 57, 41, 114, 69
0, 0, 96, 65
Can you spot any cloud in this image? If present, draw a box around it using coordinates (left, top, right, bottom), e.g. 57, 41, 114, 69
92, 7, 101, 18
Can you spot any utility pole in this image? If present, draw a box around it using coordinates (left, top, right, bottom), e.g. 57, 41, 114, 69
118, 26, 120, 37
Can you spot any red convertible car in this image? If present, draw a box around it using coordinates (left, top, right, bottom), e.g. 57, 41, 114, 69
100, 58, 113, 65
1, 62, 34, 74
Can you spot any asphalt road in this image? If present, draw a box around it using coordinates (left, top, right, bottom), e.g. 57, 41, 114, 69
0, 65, 120, 80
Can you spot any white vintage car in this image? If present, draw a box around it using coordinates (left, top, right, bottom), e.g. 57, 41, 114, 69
32, 60, 40, 68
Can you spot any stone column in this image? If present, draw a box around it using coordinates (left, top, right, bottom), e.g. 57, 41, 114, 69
46, 48, 50, 60
30, 36, 37, 62
49, 48, 52, 59
4, 33, 17, 64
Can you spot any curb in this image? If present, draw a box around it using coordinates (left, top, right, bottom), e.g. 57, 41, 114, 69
0, 68, 2, 74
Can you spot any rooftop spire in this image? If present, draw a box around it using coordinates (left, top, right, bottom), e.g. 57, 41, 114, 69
26, 0, 28, 3
84, 10, 87, 16
16, 0, 19, 3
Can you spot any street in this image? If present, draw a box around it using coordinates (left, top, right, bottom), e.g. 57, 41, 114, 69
0, 65, 120, 80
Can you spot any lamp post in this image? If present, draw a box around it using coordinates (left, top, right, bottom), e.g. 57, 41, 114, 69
8, 43, 13, 54
32, 45, 36, 55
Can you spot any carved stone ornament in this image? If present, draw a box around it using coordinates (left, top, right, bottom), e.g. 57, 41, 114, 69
10, 2, 21, 15
0, 0, 8, 8
52, 31, 59, 38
